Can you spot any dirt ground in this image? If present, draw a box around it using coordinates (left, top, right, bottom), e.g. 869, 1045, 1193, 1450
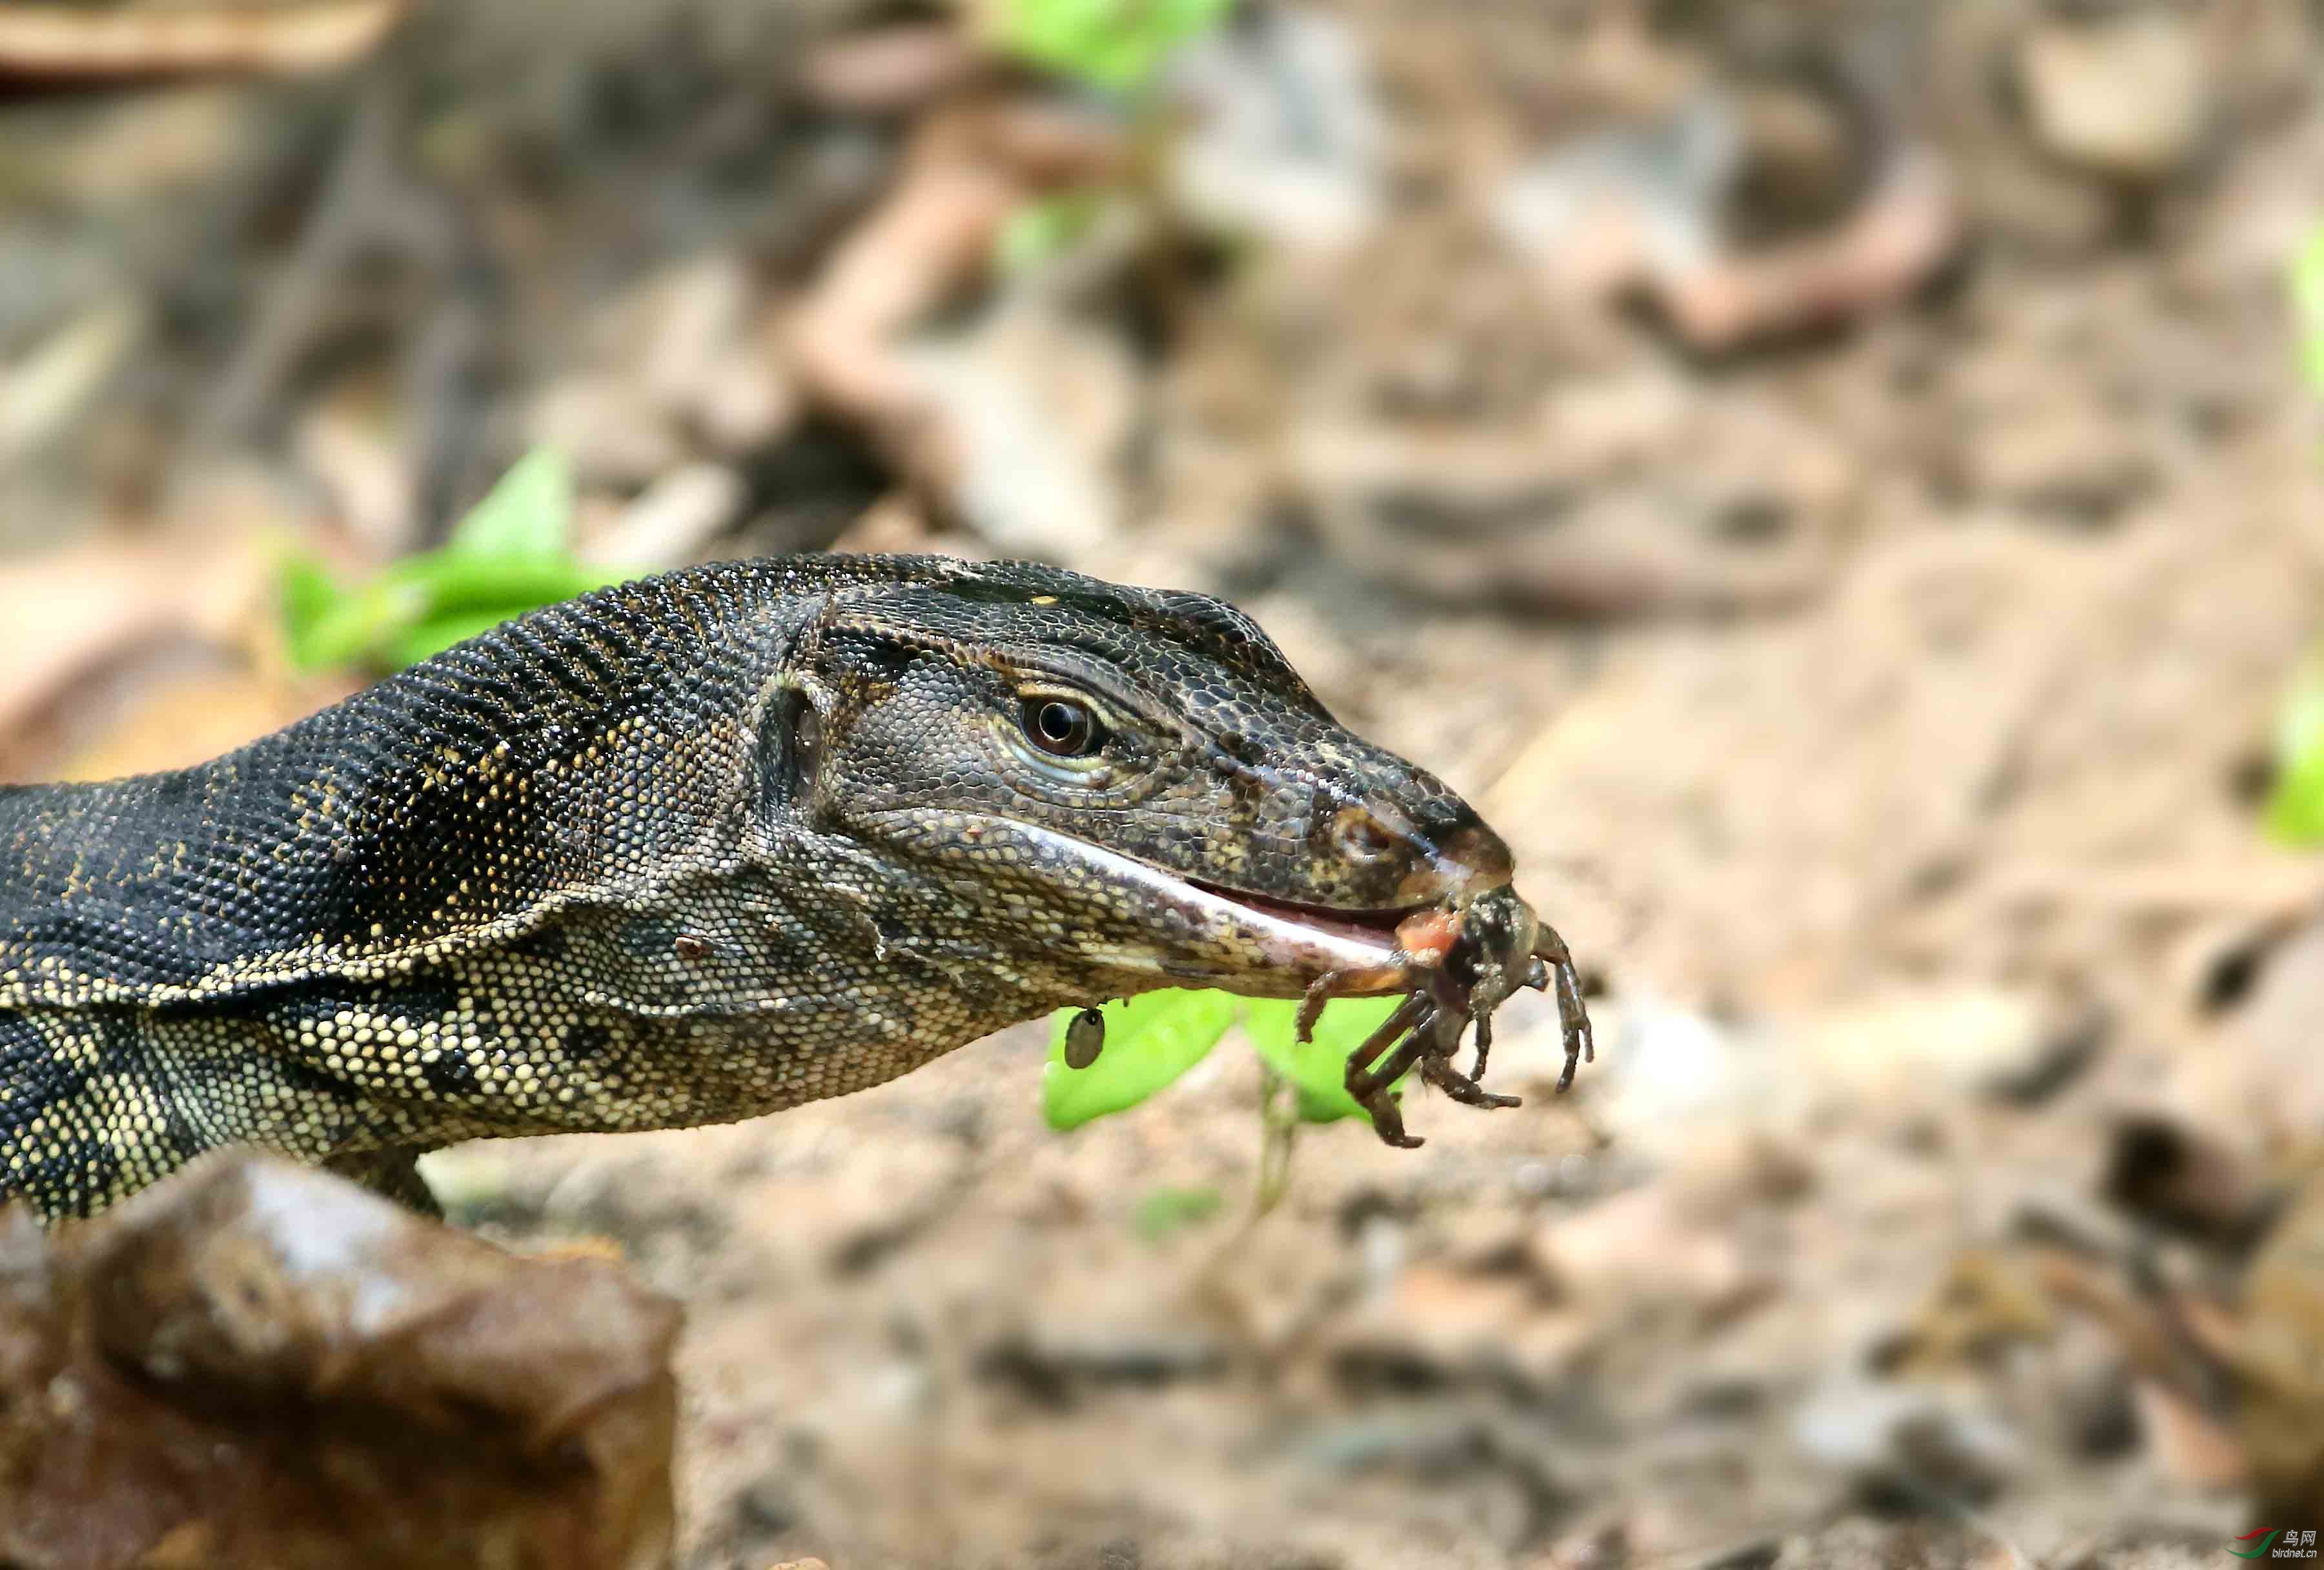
6, 1, 2324, 1565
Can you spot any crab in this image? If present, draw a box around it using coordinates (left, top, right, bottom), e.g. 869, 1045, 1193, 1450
1297, 884, 1593, 1149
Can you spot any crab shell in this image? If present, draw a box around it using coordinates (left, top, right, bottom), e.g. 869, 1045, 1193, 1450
1392, 884, 1541, 1020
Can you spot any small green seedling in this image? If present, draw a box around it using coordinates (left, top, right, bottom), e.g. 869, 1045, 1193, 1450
981, 0, 1234, 94
2266, 648, 2324, 845
1131, 1183, 1223, 1242
1043, 988, 1411, 1131
980, 0, 1235, 276
2267, 227, 2324, 845
1042, 989, 1241, 1129
995, 190, 1110, 277
1241, 994, 1410, 1123
282, 449, 629, 673
2294, 225, 2324, 398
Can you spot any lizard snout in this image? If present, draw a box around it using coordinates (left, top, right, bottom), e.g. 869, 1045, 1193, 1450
1409, 817, 1514, 900
1392, 802, 1513, 904
1321, 793, 1513, 908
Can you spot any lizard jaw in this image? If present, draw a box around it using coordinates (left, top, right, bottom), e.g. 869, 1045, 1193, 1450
877, 813, 1414, 996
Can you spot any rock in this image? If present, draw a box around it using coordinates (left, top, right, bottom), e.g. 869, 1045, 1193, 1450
2017, 6, 2208, 184
0, 1150, 680, 1569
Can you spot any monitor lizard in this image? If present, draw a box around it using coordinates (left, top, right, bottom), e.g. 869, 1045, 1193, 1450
0, 554, 1585, 1221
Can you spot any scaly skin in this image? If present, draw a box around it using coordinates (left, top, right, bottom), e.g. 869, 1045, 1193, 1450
0, 555, 1538, 1220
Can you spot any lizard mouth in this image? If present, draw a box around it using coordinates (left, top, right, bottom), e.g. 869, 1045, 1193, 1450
1109, 866, 1416, 995
1181, 879, 1421, 946
875, 811, 1416, 995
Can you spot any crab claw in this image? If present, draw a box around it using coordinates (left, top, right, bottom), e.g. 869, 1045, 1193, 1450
1533, 924, 1594, 1092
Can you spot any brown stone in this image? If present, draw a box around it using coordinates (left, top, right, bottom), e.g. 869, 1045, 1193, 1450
0, 1150, 680, 1570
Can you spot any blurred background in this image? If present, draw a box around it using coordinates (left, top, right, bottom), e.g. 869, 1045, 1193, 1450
5, 0, 2324, 1564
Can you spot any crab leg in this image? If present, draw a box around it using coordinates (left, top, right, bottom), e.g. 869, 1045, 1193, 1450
1456, 1009, 1518, 1105
1534, 923, 1594, 1092
1343, 993, 1432, 1148
1422, 1047, 1522, 1109
1296, 966, 1358, 1044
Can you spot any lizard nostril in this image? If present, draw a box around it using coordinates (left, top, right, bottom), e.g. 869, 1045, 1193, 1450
1333, 808, 1402, 865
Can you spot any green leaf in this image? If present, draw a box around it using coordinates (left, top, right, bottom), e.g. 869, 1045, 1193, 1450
984, 0, 1235, 92
996, 190, 1103, 275
2267, 648, 2324, 845
1043, 989, 1238, 1130
280, 554, 351, 668
1242, 995, 1409, 1124
276, 448, 627, 674
1130, 1184, 1222, 1242
446, 447, 573, 559
385, 552, 626, 618
2294, 225, 2324, 396
385, 607, 538, 668
284, 574, 432, 672
280, 556, 623, 673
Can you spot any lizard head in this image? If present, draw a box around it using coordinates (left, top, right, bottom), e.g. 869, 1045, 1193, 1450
760, 559, 1518, 1003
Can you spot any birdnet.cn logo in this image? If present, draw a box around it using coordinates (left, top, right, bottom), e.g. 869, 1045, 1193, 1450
2234, 1529, 2321, 1559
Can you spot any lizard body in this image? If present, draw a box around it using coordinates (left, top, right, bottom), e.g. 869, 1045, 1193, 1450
0, 555, 1535, 1220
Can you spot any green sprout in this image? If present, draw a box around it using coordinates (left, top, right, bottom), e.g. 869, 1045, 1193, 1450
1043, 986, 1421, 1229
281, 449, 629, 673
2267, 227, 2324, 845
2266, 648, 2324, 845
980, 0, 1235, 276
1042, 988, 1411, 1131
2294, 225, 2324, 397
1131, 1183, 1223, 1242
981, 0, 1234, 95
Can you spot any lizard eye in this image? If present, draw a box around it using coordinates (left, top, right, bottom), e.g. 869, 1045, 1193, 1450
1020, 696, 1105, 757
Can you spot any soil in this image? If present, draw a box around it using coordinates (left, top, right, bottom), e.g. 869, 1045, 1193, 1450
6, 1, 2324, 1565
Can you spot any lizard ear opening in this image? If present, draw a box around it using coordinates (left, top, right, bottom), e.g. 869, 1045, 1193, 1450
756, 681, 825, 818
